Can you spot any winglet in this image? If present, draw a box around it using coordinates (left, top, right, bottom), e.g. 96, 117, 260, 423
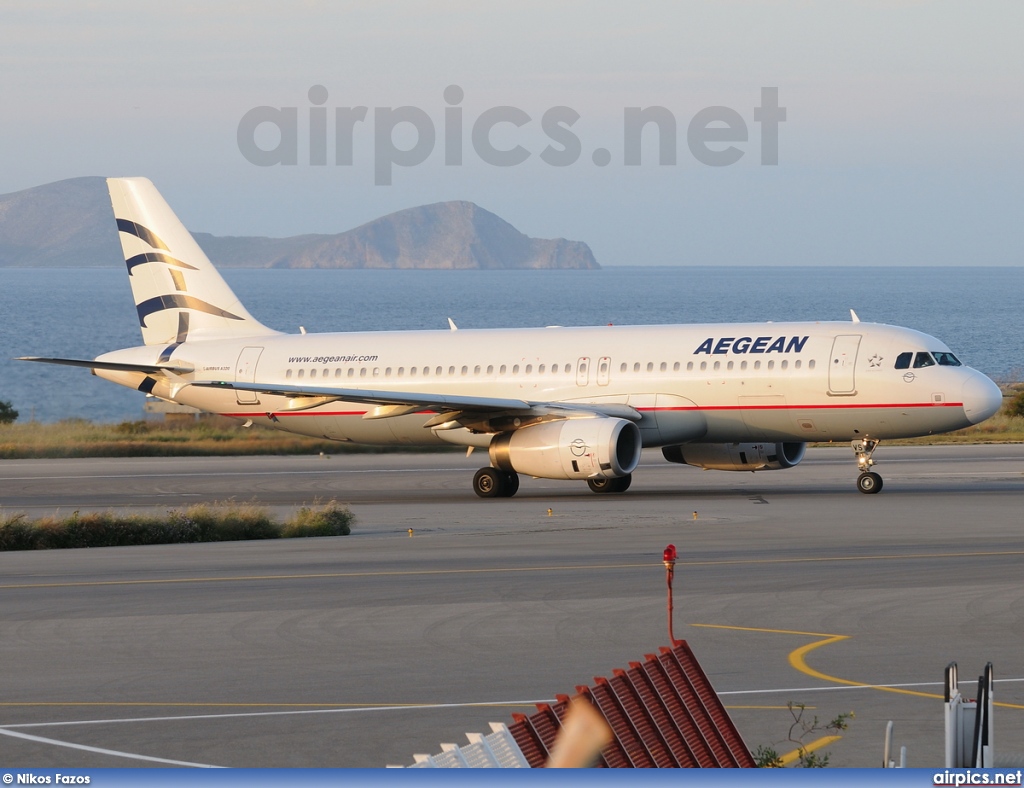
850, 309, 861, 323
448, 318, 458, 331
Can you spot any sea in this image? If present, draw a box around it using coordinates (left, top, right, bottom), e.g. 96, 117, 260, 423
1, 266, 1021, 423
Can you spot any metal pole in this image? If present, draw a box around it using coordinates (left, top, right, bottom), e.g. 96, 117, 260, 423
663, 544, 679, 647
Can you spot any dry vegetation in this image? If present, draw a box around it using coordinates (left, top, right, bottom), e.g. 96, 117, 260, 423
0, 500, 353, 551
0, 415, 458, 459
1, 385, 1022, 459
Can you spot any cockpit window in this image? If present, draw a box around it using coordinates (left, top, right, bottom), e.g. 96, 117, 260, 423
913, 352, 936, 369
933, 352, 961, 367
895, 352, 912, 370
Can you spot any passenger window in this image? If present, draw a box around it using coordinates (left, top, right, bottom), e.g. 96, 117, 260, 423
461, 366, 468, 375
913, 352, 936, 369
727, 361, 734, 370
700, 361, 707, 371
347, 368, 355, 377
713, 361, 720, 371
499, 365, 506, 374
934, 352, 961, 367
808, 359, 815, 370
487, 365, 493, 374
297, 369, 305, 379
647, 362, 654, 372
310, 369, 317, 378
620, 363, 627, 373
895, 352, 912, 369
286, 369, 293, 379
673, 362, 680, 372
634, 362, 640, 373
686, 362, 693, 371
359, 368, 367, 377
525, 364, 532, 374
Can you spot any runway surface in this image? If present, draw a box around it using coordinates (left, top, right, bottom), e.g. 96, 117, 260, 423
1, 444, 1023, 768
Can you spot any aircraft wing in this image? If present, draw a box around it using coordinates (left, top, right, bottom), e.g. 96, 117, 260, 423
17, 356, 194, 374
193, 380, 642, 424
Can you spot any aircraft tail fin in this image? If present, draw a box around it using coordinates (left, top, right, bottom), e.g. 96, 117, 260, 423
107, 177, 278, 347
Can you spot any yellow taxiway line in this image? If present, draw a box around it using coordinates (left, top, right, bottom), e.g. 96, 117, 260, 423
693, 624, 1024, 709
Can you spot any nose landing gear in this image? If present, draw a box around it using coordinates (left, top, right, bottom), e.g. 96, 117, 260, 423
853, 438, 883, 494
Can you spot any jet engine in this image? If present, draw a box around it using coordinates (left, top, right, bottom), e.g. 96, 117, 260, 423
662, 442, 806, 471
489, 417, 641, 480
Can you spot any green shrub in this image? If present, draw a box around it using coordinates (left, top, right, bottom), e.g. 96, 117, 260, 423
0, 501, 353, 551
0, 400, 18, 425
282, 501, 353, 537
176, 502, 279, 542
1007, 391, 1024, 419
0, 514, 37, 550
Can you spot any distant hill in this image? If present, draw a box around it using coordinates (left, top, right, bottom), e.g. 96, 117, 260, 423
0, 177, 599, 270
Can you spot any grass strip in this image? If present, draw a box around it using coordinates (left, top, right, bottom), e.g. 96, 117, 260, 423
1, 387, 1023, 460
0, 500, 353, 551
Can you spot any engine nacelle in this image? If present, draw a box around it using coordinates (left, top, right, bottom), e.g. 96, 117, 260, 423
490, 417, 641, 480
662, 442, 806, 471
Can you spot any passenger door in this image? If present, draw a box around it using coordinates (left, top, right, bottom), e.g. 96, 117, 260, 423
828, 335, 861, 395
235, 347, 264, 404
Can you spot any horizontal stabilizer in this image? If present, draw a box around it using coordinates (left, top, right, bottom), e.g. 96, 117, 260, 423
16, 356, 193, 374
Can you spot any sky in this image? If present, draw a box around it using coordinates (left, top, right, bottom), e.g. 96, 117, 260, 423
1, 1, 1022, 266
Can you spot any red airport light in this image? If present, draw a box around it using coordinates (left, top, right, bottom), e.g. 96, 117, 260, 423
663, 544, 677, 564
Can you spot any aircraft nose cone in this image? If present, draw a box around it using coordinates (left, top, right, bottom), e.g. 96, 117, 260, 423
962, 372, 1002, 425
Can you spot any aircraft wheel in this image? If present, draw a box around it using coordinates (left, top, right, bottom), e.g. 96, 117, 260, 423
474, 468, 520, 498
587, 474, 631, 494
611, 474, 632, 493
857, 471, 883, 494
473, 467, 504, 498
501, 471, 520, 498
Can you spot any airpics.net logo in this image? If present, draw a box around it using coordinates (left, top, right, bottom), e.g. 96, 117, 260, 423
237, 85, 786, 185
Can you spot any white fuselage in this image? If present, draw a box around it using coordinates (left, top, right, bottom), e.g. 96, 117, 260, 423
95, 320, 998, 447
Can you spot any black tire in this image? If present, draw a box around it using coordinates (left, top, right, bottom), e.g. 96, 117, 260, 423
501, 471, 520, 498
611, 474, 632, 493
587, 474, 632, 494
857, 471, 883, 494
473, 467, 504, 498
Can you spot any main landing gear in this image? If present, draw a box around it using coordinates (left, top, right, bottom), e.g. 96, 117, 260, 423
471, 469, 634, 497
472, 467, 520, 498
852, 438, 883, 494
587, 474, 632, 494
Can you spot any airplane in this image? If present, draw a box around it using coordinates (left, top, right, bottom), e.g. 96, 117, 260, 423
19, 177, 1003, 498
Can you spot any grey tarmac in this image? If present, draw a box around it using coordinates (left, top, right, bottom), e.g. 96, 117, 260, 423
1, 444, 1023, 768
